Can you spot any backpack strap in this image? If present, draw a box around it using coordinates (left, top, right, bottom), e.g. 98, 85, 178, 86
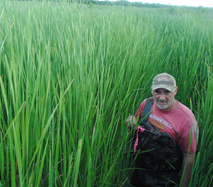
139, 97, 154, 126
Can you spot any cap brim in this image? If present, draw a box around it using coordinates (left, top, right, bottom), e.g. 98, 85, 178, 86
151, 84, 174, 91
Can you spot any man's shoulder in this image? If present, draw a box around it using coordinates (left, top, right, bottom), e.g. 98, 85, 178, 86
176, 101, 197, 123
178, 101, 193, 115
134, 98, 154, 118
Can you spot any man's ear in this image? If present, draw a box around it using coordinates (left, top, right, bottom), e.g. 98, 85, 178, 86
174, 86, 178, 95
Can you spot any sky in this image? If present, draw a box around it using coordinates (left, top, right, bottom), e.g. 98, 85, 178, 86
128, 0, 213, 8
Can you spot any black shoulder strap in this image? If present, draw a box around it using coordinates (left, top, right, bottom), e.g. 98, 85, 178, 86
139, 97, 154, 126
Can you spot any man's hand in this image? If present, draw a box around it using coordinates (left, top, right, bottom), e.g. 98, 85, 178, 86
126, 115, 137, 129
180, 152, 195, 187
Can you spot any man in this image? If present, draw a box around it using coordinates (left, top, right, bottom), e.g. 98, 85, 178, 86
126, 73, 199, 187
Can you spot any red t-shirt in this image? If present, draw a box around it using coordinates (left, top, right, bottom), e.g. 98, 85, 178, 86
134, 99, 199, 153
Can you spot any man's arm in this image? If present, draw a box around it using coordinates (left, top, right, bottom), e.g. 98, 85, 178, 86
180, 152, 195, 187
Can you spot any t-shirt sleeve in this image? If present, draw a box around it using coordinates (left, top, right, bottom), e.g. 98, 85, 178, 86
177, 118, 199, 153
134, 100, 146, 119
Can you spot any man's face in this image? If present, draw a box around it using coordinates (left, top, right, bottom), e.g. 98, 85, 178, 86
151, 88, 177, 111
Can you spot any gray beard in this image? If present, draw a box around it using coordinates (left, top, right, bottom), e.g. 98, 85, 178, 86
155, 99, 172, 110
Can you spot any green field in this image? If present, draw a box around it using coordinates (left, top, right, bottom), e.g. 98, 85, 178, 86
0, 1, 213, 186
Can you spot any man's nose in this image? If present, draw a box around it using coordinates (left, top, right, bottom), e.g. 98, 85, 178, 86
159, 94, 166, 100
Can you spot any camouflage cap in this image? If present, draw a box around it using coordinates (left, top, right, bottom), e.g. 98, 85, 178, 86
151, 73, 176, 91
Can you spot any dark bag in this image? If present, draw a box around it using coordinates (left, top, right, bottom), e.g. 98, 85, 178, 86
131, 98, 183, 187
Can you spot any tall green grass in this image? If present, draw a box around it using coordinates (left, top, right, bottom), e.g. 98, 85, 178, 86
0, 1, 212, 186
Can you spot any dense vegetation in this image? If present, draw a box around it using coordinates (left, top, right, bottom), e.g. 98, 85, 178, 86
0, 0, 213, 186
